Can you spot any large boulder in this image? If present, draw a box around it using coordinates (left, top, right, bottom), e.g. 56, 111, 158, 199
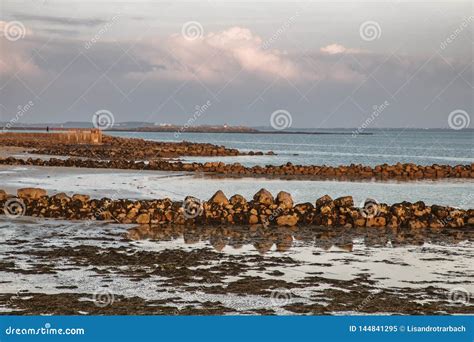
315, 195, 333, 207
17, 188, 47, 200
208, 190, 229, 206
334, 196, 353, 208
276, 215, 298, 226
52, 192, 71, 202
249, 214, 259, 224
72, 194, 90, 203
229, 194, 247, 205
253, 188, 274, 205
276, 191, 294, 209
136, 213, 150, 224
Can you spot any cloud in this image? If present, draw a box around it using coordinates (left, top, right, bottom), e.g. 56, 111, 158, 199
130, 26, 302, 83
0, 21, 40, 76
10, 14, 107, 27
320, 43, 363, 55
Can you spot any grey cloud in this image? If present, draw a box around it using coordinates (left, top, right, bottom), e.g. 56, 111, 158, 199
11, 13, 108, 27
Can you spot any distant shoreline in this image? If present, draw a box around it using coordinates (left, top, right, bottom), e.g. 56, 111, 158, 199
107, 129, 373, 135
2, 127, 373, 135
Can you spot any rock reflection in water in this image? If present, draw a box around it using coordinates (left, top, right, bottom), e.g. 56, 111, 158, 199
126, 224, 473, 254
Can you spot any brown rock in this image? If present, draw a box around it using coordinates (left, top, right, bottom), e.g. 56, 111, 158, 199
52, 192, 70, 202
374, 216, 386, 227
253, 188, 274, 205
208, 190, 229, 205
229, 194, 247, 205
276, 215, 298, 226
408, 220, 424, 229
136, 213, 150, 224
316, 195, 333, 207
334, 196, 354, 208
0, 190, 7, 201
17, 187, 47, 200
72, 194, 90, 202
276, 191, 293, 209
249, 214, 259, 224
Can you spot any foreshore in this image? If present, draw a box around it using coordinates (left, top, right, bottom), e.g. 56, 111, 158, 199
2, 188, 473, 228
1, 156, 472, 181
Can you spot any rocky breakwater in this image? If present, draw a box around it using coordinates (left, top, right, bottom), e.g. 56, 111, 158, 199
0, 134, 269, 159
1, 157, 472, 181
1, 188, 473, 229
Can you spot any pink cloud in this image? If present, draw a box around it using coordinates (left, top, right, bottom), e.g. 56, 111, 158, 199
320, 43, 363, 55
132, 26, 301, 83
0, 21, 40, 76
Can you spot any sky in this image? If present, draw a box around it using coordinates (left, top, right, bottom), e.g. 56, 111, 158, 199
0, 0, 472, 129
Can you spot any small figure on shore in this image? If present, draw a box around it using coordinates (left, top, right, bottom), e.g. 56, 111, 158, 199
46, 126, 49, 132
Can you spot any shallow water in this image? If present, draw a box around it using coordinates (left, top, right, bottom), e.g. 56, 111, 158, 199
1, 165, 473, 208
108, 129, 474, 167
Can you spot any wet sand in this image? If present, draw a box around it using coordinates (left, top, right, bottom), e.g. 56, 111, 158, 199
0, 217, 472, 315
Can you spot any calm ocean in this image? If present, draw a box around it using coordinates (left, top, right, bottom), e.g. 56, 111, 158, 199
108, 129, 473, 167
